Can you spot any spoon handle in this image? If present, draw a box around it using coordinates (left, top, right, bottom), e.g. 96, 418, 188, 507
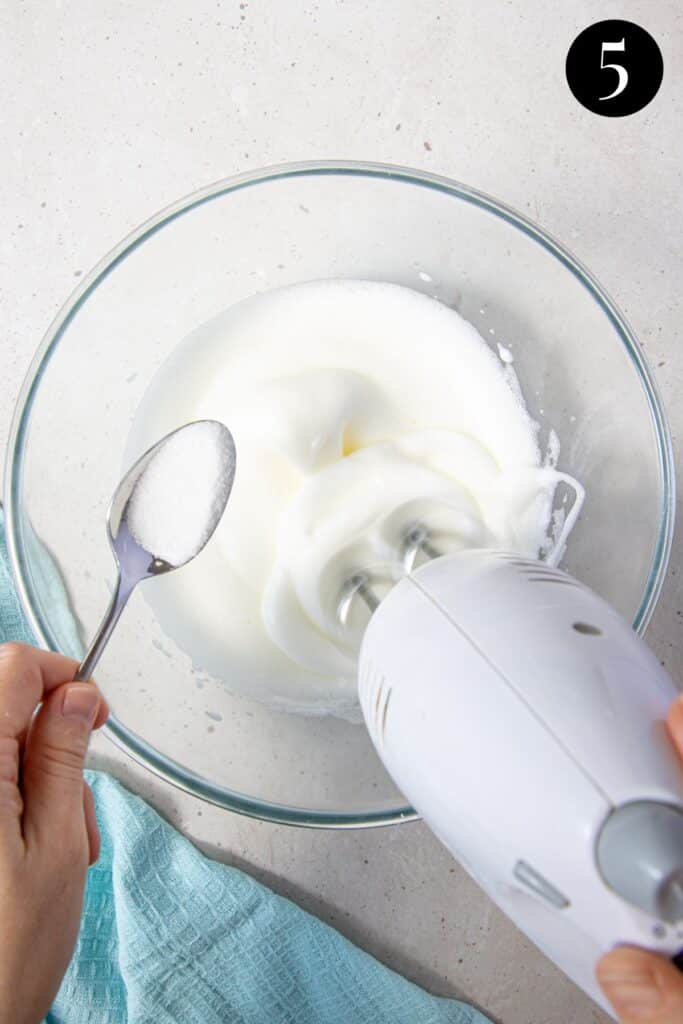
74, 573, 134, 681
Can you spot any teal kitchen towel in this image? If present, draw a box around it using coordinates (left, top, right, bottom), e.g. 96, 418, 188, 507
1, 510, 489, 1024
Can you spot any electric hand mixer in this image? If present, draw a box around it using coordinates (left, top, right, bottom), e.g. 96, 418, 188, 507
337, 535, 683, 1017
89, 425, 683, 1019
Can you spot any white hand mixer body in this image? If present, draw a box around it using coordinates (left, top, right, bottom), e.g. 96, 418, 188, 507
356, 549, 683, 1017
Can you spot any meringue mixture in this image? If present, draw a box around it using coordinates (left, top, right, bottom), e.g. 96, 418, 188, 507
126, 280, 583, 717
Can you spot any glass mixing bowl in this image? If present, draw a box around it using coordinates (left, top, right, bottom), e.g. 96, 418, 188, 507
4, 161, 674, 827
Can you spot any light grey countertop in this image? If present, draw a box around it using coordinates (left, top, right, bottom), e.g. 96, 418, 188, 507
2, 2, 682, 1021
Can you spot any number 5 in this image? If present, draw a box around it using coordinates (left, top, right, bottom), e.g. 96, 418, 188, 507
600, 39, 628, 100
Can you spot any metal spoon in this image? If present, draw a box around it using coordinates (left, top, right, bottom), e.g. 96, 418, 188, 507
75, 420, 236, 681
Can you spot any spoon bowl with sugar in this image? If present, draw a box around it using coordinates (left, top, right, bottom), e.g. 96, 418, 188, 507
74, 420, 236, 682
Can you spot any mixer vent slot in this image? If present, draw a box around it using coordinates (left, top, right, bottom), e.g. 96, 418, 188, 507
360, 659, 392, 748
359, 658, 381, 705
373, 678, 392, 748
526, 573, 577, 586
380, 687, 393, 745
497, 555, 579, 586
503, 557, 541, 569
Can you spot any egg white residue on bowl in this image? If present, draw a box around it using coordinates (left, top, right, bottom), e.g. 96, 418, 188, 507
125, 280, 584, 719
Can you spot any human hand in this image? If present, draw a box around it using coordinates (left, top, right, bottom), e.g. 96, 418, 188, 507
597, 696, 683, 1023
0, 642, 108, 1024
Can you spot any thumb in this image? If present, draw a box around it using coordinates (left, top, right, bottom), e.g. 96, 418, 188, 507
597, 947, 683, 1023
22, 683, 101, 850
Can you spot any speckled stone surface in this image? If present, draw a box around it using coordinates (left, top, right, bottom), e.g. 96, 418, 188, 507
2, 2, 682, 1022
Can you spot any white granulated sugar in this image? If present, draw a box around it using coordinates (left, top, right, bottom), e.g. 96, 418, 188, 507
127, 421, 235, 566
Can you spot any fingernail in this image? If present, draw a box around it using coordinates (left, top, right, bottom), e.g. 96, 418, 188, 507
601, 969, 663, 1018
61, 685, 99, 724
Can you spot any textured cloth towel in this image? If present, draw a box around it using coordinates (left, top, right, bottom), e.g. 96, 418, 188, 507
1, 510, 489, 1024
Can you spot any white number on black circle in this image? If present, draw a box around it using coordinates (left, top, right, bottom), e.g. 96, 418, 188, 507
599, 39, 628, 100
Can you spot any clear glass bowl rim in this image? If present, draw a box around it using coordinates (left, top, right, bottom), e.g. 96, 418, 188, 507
3, 159, 676, 828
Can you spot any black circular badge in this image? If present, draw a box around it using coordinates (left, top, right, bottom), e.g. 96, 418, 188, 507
566, 20, 663, 117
